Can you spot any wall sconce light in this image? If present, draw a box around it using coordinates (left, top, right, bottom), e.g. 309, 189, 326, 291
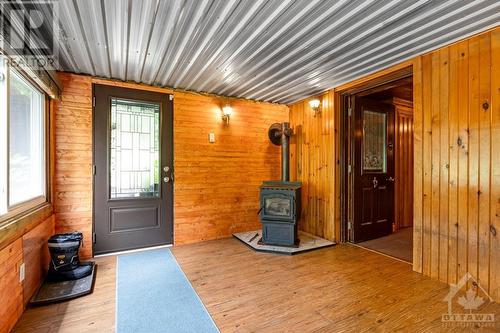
309, 99, 321, 116
221, 104, 233, 123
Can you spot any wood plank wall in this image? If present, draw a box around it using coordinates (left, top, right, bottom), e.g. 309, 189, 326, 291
0, 215, 54, 333
394, 98, 414, 229
289, 92, 339, 241
289, 28, 500, 301
173, 92, 288, 244
54, 73, 288, 253
53, 74, 93, 259
413, 29, 500, 300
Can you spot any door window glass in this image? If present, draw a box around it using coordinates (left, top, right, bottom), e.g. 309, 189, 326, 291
110, 98, 160, 198
363, 110, 386, 172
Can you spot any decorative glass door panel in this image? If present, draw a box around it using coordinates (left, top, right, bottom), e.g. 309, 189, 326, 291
362, 110, 387, 172
110, 98, 160, 199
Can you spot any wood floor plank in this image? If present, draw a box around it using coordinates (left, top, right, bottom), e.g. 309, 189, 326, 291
12, 256, 116, 333
172, 239, 500, 332
12, 240, 500, 332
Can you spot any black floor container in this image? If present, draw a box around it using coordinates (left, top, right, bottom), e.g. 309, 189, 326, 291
47, 232, 93, 281
30, 232, 96, 306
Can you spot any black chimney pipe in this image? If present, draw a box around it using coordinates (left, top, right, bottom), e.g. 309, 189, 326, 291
268, 122, 293, 182
281, 122, 291, 182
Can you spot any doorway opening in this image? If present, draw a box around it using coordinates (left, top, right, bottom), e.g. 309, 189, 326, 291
340, 73, 414, 263
92, 84, 174, 255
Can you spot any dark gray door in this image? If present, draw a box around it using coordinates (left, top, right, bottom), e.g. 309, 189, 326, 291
93, 84, 173, 255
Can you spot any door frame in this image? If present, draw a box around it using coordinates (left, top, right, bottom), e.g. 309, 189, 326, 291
337, 67, 413, 243
91, 84, 174, 255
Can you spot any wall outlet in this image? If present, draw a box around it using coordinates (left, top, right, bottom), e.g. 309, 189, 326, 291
208, 132, 215, 143
19, 262, 25, 283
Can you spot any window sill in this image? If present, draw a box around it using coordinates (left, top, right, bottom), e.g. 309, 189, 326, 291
0, 202, 53, 252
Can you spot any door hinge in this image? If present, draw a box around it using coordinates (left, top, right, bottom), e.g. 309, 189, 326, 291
92, 96, 95, 107
348, 107, 352, 117
92, 165, 96, 175
169, 94, 173, 101
92, 233, 96, 244
348, 164, 352, 173
348, 221, 353, 230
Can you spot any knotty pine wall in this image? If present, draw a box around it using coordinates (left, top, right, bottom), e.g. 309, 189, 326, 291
413, 29, 500, 300
0, 215, 54, 333
289, 91, 339, 241
289, 27, 500, 301
54, 73, 288, 256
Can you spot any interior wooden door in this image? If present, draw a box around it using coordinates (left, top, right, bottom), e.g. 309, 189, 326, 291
93, 84, 173, 254
352, 97, 395, 243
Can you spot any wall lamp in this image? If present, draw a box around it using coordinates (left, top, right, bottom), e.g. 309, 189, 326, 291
221, 104, 233, 124
309, 98, 321, 116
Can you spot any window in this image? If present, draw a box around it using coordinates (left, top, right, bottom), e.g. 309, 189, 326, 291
0, 58, 47, 220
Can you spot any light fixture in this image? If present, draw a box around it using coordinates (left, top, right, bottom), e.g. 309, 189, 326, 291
221, 104, 233, 123
309, 98, 321, 116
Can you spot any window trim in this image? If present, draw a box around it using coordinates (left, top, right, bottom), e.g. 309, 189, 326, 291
0, 61, 51, 227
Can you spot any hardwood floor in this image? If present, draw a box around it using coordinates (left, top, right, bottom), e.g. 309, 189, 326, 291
13, 256, 115, 333
13, 239, 500, 332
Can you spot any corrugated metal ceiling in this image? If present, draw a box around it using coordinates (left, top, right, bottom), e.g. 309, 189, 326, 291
11, 0, 500, 104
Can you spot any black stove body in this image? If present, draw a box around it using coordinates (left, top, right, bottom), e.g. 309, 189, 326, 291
260, 122, 302, 247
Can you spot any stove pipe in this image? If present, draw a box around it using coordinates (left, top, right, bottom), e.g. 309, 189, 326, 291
281, 122, 291, 182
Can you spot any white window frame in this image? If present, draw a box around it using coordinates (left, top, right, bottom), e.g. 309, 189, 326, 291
0, 56, 48, 224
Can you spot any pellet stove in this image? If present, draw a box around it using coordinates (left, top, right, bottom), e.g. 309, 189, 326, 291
259, 123, 302, 247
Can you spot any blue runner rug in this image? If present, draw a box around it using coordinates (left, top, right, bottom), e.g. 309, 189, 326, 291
116, 248, 219, 333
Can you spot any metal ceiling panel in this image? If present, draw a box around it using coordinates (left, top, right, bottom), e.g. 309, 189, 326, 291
9, 0, 500, 104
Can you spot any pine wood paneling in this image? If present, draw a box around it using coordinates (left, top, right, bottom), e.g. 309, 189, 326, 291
289, 92, 337, 241
53, 73, 93, 259
53, 73, 288, 251
22, 215, 55, 305
414, 30, 499, 299
173, 92, 288, 244
0, 214, 55, 333
490, 28, 500, 303
0, 239, 23, 333
289, 28, 500, 301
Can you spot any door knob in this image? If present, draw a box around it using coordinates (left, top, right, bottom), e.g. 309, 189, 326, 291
163, 166, 170, 172
163, 177, 170, 183
373, 177, 378, 188
387, 177, 395, 182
